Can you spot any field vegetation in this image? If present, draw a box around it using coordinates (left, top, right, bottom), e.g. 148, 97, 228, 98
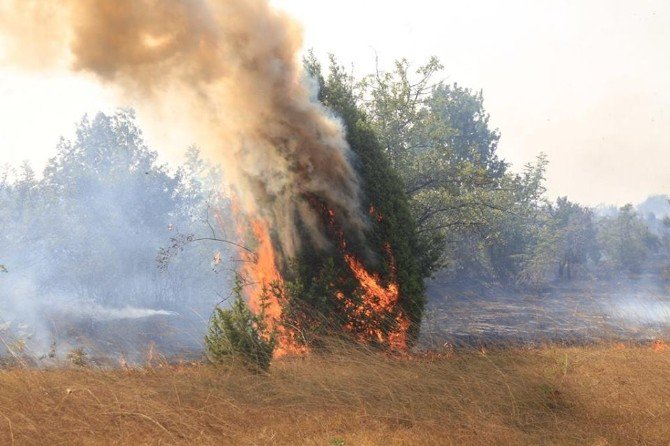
1, 342, 669, 445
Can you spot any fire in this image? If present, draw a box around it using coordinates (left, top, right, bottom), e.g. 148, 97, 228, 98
241, 218, 308, 358
327, 203, 410, 351
340, 247, 410, 351
243, 219, 283, 320
236, 199, 410, 358
653, 339, 667, 353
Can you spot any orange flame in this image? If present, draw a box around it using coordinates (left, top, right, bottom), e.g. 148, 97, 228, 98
234, 199, 409, 358
340, 246, 410, 351
321, 204, 411, 351
241, 218, 308, 358
653, 339, 667, 353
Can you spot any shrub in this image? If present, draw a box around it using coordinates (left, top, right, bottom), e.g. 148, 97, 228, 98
205, 278, 274, 371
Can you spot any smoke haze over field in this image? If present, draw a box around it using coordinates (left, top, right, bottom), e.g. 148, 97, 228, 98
0, 110, 236, 360
0, 0, 367, 261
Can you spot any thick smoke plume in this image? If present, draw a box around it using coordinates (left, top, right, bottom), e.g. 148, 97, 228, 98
0, 0, 367, 262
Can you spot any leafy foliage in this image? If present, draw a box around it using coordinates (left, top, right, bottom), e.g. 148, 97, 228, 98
339, 55, 669, 287
597, 204, 659, 274
355, 57, 538, 280
518, 197, 598, 288
205, 277, 274, 371
303, 54, 426, 342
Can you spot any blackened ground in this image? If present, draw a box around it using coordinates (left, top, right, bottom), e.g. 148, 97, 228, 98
421, 273, 670, 349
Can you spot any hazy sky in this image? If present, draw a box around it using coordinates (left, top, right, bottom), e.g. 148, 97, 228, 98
0, 0, 668, 205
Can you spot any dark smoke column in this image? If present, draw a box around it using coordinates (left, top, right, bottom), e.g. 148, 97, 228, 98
0, 0, 367, 261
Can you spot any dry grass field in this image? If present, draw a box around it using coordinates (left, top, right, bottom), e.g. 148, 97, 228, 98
1, 342, 669, 445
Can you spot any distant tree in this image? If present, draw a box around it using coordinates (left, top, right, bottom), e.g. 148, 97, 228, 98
553, 198, 598, 280
485, 155, 546, 278
354, 56, 547, 282
597, 204, 658, 274
637, 194, 670, 220
662, 216, 670, 247
0, 158, 49, 288
39, 110, 188, 303
517, 197, 597, 287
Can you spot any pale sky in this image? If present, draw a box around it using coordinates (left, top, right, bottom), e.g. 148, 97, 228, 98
1, 0, 668, 206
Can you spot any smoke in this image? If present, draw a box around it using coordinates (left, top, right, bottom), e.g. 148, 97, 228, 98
0, 0, 367, 263
53, 302, 178, 322
0, 271, 182, 360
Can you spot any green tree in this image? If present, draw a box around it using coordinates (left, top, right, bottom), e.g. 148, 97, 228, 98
355, 57, 529, 280
553, 198, 597, 280
597, 204, 658, 274
518, 197, 597, 287
428, 83, 505, 177
297, 54, 426, 344
483, 155, 549, 282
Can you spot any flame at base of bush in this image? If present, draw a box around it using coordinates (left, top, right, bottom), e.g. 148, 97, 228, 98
339, 248, 410, 351
239, 208, 410, 358
240, 219, 309, 358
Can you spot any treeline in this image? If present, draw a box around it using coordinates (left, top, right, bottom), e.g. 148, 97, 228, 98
307, 55, 670, 289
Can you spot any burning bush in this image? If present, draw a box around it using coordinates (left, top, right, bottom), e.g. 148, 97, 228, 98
234, 58, 427, 357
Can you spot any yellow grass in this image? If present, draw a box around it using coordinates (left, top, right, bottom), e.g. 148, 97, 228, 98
0, 343, 669, 445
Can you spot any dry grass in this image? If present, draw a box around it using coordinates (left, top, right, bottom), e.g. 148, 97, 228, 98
0, 342, 669, 445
